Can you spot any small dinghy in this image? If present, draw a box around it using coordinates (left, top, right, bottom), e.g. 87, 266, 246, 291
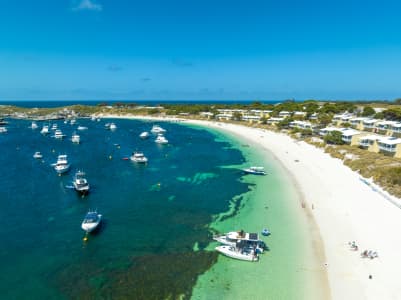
261, 228, 270, 236
33, 151, 43, 159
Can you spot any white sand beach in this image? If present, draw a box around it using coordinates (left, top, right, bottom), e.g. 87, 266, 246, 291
100, 114, 401, 299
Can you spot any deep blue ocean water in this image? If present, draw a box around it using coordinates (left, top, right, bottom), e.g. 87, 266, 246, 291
0, 100, 281, 108
0, 118, 250, 299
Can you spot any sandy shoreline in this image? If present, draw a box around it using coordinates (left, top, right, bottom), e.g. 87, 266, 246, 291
100, 114, 401, 299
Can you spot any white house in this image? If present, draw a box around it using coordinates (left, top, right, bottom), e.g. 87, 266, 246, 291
377, 137, 401, 154
278, 111, 291, 118
319, 127, 345, 136
362, 119, 378, 129
289, 120, 314, 130
341, 129, 361, 144
358, 135, 382, 148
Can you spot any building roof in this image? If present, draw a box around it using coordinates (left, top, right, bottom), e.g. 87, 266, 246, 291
341, 129, 360, 137
378, 137, 401, 145
360, 135, 382, 141
362, 119, 378, 124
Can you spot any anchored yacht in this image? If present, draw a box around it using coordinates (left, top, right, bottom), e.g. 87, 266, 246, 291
73, 170, 90, 194
139, 131, 150, 139
151, 125, 166, 134
130, 151, 148, 163
40, 125, 49, 135
81, 210, 102, 233
54, 129, 65, 139
33, 151, 43, 159
155, 134, 168, 144
52, 154, 70, 174
71, 132, 80, 144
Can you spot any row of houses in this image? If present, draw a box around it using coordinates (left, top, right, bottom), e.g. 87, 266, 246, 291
332, 114, 401, 136
210, 109, 308, 122
199, 109, 401, 158
318, 127, 401, 158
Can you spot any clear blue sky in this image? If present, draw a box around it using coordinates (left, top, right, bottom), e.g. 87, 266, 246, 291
1, 0, 401, 101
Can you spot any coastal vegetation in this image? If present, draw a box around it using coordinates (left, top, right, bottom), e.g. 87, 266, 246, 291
324, 131, 344, 145
324, 145, 401, 197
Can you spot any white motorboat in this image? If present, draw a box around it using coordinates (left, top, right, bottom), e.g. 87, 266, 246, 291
215, 245, 259, 262
54, 129, 65, 139
105, 123, 111, 129
0, 127, 7, 133
150, 125, 166, 134
71, 132, 80, 144
139, 131, 150, 139
242, 166, 266, 175
51, 124, 58, 131
33, 151, 43, 159
155, 134, 168, 144
81, 210, 102, 233
70, 119, 76, 125
30, 122, 38, 129
213, 230, 266, 253
73, 170, 90, 194
109, 123, 117, 130
130, 151, 148, 163
52, 154, 70, 174
40, 125, 49, 135
77, 126, 88, 131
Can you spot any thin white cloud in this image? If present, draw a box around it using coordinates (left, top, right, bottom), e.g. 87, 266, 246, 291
72, 0, 103, 12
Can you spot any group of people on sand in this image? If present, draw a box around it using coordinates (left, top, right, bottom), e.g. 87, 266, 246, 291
348, 241, 378, 259
361, 250, 379, 259
349, 241, 359, 251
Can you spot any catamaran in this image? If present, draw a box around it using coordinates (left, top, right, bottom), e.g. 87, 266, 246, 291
213, 230, 267, 253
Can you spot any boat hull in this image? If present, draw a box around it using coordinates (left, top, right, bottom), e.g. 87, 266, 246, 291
216, 245, 259, 262
55, 164, 70, 174
74, 185, 90, 194
242, 169, 266, 175
81, 214, 102, 233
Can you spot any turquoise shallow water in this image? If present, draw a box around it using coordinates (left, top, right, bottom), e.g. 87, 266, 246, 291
0, 119, 251, 299
188, 125, 327, 300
